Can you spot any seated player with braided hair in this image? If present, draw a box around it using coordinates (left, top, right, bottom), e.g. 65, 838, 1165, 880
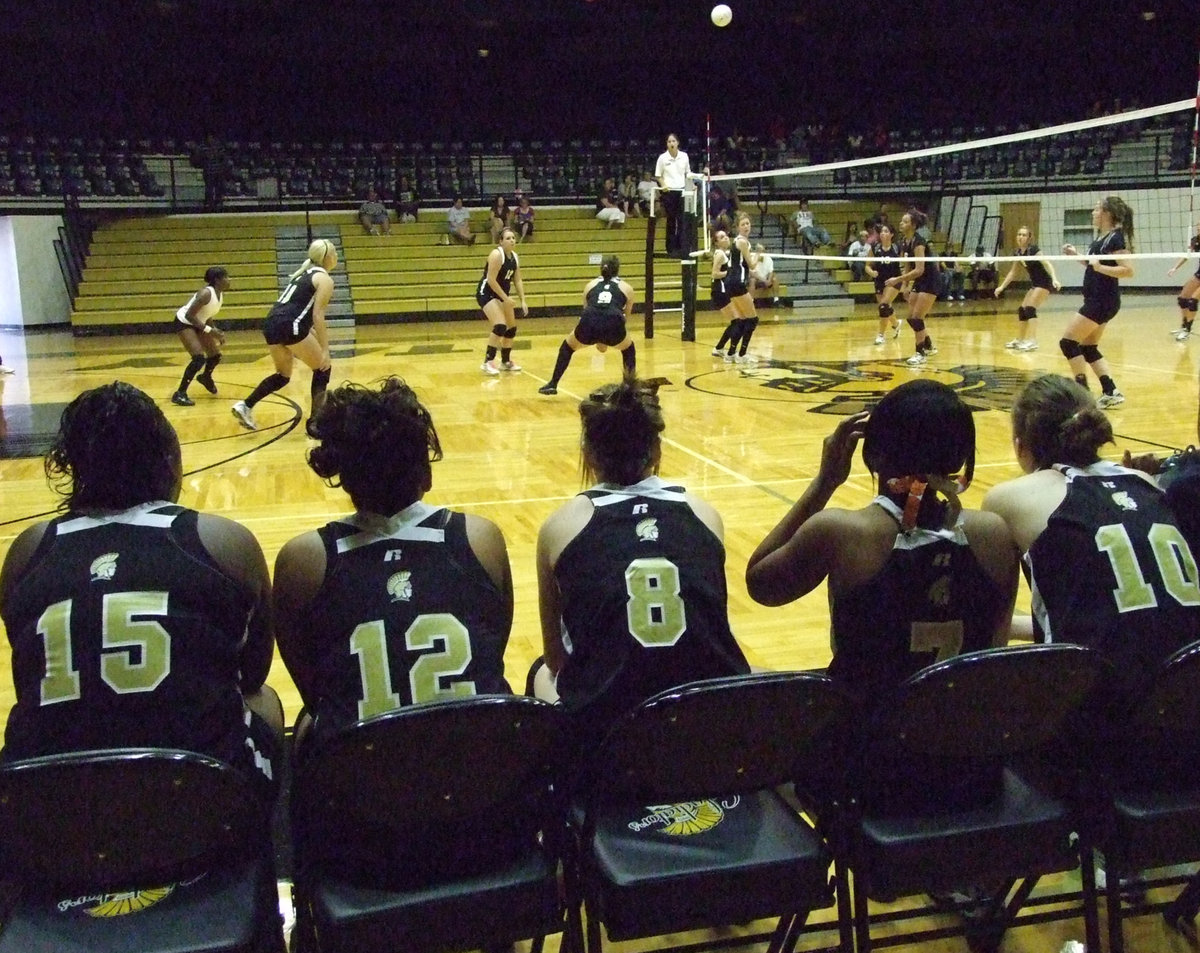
532, 377, 750, 753
273, 377, 513, 753
0, 382, 282, 804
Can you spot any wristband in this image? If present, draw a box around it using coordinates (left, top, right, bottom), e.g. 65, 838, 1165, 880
202, 325, 214, 334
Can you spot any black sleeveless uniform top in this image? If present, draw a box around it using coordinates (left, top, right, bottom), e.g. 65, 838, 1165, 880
299, 503, 511, 742
584, 277, 628, 318
1190, 234, 1200, 280
1019, 244, 1053, 290
871, 241, 902, 289
1027, 462, 1200, 703
1081, 230, 1125, 306
553, 476, 749, 747
265, 265, 327, 339
711, 253, 731, 305
902, 233, 941, 295
725, 240, 750, 294
2, 503, 255, 767
476, 249, 518, 305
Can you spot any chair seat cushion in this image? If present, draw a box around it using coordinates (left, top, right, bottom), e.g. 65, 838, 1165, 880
0, 858, 270, 953
587, 788, 831, 939
858, 768, 1077, 898
1112, 787, 1200, 871
307, 845, 560, 953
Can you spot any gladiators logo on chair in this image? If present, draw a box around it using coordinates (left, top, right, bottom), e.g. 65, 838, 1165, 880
628, 797, 741, 836
57, 885, 175, 917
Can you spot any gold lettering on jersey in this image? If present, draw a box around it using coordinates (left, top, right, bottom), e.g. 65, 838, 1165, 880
386, 570, 413, 602
90, 552, 119, 582
635, 517, 659, 542
628, 797, 740, 836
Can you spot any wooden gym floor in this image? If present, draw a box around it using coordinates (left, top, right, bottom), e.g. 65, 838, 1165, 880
0, 292, 1197, 951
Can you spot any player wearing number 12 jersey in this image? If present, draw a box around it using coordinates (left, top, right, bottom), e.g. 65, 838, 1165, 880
984, 374, 1200, 703
273, 378, 512, 753
0, 383, 280, 799
535, 379, 749, 750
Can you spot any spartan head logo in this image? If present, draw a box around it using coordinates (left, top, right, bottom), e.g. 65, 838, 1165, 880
1110, 491, 1138, 512
635, 518, 659, 542
90, 553, 119, 582
386, 571, 413, 602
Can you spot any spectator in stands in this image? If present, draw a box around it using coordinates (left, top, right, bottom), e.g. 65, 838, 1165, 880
967, 246, 998, 298
489, 194, 511, 245
394, 175, 419, 223
447, 196, 475, 245
636, 170, 656, 217
273, 377, 513, 751
943, 246, 966, 301
620, 173, 640, 217
171, 266, 228, 407
846, 229, 871, 280
199, 134, 226, 210
531, 378, 750, 752
750, 243, 780, 306
358, 186, 391, 236
0, 381, 282, 805
596, 177, 626, 227
709, 184, 734, 235
793, 199, 831, 248
513, 193, 535, 242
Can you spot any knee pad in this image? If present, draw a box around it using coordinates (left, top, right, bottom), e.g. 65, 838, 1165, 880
1180, 297, 1199, 312
878, 303, 894, 319
264, 372, 291, 391
1017, 306, 1031, 322
1059, 338, 1082, 360
311, 366, 332, 388
491, 323, 507, 337
907, 318, 925, 333
185, 353, 205, 373
1025, 307, 1037, 321
503, 325, 518, 339
1081, 345, 1102, 364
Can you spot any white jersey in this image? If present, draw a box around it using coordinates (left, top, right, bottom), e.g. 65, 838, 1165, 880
175, 285, 222, 326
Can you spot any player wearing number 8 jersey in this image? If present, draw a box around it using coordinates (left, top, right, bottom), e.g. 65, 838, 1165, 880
534, 379, 749, 750
273, 378, 512, 753
0, 382, 281, 800
983, 374, 1200, 703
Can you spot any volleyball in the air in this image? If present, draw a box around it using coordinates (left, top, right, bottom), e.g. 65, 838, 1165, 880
711, 4, 732, 27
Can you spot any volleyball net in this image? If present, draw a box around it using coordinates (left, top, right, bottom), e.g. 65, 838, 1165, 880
645, 97, 1199, 337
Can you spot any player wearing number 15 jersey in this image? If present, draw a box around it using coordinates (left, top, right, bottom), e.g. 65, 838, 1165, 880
535, 379, 749, 750
984, 374, 1200, 703
273, 378, 513, 753
0, 383, 280, 799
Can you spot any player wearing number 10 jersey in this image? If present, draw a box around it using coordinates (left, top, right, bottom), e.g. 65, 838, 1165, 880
273, 378, 512, 752
535, 380, 749, 749
984, 374, 1200, 703
0, 383, 280, 798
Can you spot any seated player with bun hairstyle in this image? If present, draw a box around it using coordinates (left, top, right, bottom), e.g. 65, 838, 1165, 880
273, 377, 513, 753
0, 382, 282, 803
532, 377, 750, 753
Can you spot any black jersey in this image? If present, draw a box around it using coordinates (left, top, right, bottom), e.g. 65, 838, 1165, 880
553, 476, 749, 744
2, 503, 256, 768
476, 249, 518, 304
827, 497, 1008, 707
1019, 244, 1054, 289
726, 240, 750, 294
1190, 234, 1200, 279
1027, 463, 1200, 702
1081, 230, 1126, 303
300, 503, 511, 741
584, 278, 628, 318
266, 265, 327, 339
870, 242, 902, 281
902, 234, 942, 294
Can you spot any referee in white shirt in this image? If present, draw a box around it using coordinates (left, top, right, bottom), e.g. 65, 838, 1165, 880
654, 133, 691, 257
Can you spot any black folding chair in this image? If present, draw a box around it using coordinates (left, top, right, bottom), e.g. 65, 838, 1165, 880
0, 747, 284, 953
570, 671, 854, 953
1092, 639, 1200, 952
837, 643, 1110, 953
289, 695, 575, 953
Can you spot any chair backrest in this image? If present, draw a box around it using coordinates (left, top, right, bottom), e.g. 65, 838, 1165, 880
583, 671, 851, 806
868, 643, 1110, 760
291, 695, 567, 884
0, 748, 261, 891
1133, 640, 1200, 730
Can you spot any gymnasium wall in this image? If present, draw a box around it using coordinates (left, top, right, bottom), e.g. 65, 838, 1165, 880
0, 215, 71, 328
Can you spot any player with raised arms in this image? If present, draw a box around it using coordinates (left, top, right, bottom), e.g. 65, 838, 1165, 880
994, 225, 1061, 351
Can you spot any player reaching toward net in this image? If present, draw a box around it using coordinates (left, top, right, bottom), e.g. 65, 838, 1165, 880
477, 227, 527, 376
994, 225, 1061, 351
1167, 220, 1200, 342
538, 255, 636, 395
171, 266, 228, 407
232, 239, 336, 435
887, 209, 941, 366
865, 223, 903, 346
1060, 196, 1134, 408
